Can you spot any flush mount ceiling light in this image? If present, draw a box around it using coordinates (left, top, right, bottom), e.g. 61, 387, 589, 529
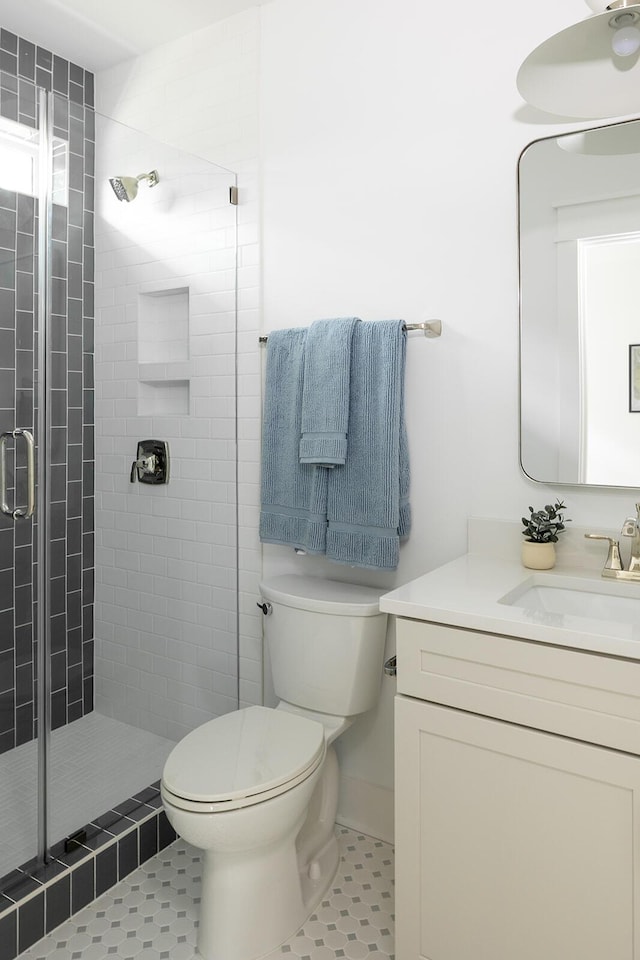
517, 0, 640, 119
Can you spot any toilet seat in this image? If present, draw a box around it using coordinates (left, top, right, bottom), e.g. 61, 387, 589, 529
161, 705, 326, 813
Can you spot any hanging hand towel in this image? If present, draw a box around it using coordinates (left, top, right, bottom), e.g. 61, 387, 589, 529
325, 320, 410, 570
299, 317, 361, 466
259, 327, 328, 554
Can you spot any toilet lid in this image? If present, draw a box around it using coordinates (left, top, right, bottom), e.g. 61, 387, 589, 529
162, 705, 325, 804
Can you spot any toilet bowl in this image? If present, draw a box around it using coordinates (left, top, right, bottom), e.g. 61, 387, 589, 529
161, 576, 388, 960
161, 705, 335, 960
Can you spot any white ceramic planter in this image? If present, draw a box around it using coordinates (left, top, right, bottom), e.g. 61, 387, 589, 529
521, 540, 556, 570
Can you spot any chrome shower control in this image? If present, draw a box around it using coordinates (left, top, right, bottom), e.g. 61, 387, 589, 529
130, 455, 157, 483
257, 601, 272, 616
130, 440, 169, 484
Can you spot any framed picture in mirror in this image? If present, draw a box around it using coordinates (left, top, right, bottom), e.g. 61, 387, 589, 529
630, 344, 640, 413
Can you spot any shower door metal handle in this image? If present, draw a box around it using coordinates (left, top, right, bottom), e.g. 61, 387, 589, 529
15, 429, 35, 518
0, 431, 13, 516
0, 428, 36, 519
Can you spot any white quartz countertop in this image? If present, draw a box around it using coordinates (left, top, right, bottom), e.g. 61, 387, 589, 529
379, 552, 640, 660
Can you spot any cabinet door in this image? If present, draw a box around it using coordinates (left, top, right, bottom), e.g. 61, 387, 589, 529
395, 695, 640, 960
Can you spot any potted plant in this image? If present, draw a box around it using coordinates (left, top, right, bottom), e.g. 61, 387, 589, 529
521, 500, 570, 569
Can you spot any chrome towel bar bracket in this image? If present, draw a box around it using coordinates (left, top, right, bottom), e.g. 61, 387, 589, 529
384, 655, 397, 677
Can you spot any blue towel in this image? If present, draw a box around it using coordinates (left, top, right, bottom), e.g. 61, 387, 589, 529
259, 328, 328, 553
299, 317, 361, 466
325, 320, 410, 570
398, 358, 411, 541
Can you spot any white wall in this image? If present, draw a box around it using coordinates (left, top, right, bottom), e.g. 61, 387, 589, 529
259, 0, 640, 839
96, 10, 259, 171
93, 0, 640, 841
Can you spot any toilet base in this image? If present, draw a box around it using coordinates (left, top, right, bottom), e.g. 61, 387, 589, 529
195, 758, 341, 960
298, 828, 340, 920
197, 825, 340, 960
297, 744, 340, 908
164, 749, 342, 960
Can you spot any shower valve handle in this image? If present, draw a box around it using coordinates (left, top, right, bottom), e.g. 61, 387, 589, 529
130, 455, 157, 483
257, 601, 272, 616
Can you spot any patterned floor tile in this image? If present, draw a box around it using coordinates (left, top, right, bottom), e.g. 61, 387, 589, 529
19, 827, 393, 960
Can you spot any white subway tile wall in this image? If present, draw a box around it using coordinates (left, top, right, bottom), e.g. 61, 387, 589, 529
95, 8, 264, 721
94, 119, 247, 744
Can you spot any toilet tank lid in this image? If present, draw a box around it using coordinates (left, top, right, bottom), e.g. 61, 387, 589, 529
259, 575, 384, 616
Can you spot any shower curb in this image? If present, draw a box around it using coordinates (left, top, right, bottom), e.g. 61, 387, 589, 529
0, 782, 176, 960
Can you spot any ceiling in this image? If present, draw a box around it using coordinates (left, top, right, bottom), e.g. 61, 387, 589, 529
0, 0, 267, 72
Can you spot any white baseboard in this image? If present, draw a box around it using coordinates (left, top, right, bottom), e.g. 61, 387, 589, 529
337, 775, 394, 845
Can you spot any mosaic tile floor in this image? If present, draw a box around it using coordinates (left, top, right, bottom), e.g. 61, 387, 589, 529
0, 713, 175, 879
18, 826, 394, 960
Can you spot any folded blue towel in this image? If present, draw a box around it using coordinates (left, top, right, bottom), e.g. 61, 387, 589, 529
299, 317, 361, 466
325, 320, 410, 570
259, 320, 410, 570
259, 327, 328, 554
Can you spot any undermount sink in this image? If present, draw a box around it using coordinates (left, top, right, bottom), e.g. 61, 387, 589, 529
499, 575, 640, 627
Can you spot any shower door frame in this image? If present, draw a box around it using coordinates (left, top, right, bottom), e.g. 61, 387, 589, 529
35, 85, 54, 866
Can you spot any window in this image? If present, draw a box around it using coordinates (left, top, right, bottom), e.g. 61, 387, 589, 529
0, 116, 67, 203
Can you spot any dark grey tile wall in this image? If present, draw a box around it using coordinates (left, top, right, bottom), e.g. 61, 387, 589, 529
0, 28, 95, 755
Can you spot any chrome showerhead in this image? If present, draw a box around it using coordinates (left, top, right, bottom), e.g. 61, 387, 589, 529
108, 170, 159, 202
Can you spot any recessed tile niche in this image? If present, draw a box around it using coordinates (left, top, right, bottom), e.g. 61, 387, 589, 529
138, 380, 190, 417
138, 287, 190, 416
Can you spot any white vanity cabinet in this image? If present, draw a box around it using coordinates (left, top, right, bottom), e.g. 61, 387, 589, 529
394, 617, 640, 960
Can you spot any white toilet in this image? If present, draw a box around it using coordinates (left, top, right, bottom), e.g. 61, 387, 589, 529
161, 574, 388, 960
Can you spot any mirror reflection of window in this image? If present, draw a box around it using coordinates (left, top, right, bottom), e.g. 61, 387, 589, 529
580, 233, 640, 485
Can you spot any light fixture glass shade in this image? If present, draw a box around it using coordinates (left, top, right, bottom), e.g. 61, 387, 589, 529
517, 4, 640, 119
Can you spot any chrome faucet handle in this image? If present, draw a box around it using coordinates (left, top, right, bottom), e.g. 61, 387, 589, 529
622, 503, 640, 537
622, 502, 640, 574
584, 534, 624, 571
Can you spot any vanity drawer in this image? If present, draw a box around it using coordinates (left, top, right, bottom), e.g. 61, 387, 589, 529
396, 617, 640, 755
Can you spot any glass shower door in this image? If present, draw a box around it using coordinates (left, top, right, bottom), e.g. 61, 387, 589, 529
0, 87, 47, 882
0, 425, 38, 881
0, 83, 240, 884
45, 103, 240, 852
0, 84, 96, 881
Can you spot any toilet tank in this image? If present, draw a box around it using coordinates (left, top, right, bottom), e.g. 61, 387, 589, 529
259, 575, 388, 718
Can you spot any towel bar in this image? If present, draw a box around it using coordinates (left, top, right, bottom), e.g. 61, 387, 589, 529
258, 319, 442, 344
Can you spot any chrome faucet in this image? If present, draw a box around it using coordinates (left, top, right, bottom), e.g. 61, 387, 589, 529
624, 503, 640, 574
585, 502, 640, 581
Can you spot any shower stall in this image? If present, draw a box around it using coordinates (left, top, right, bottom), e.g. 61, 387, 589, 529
0, 58, 239, 916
